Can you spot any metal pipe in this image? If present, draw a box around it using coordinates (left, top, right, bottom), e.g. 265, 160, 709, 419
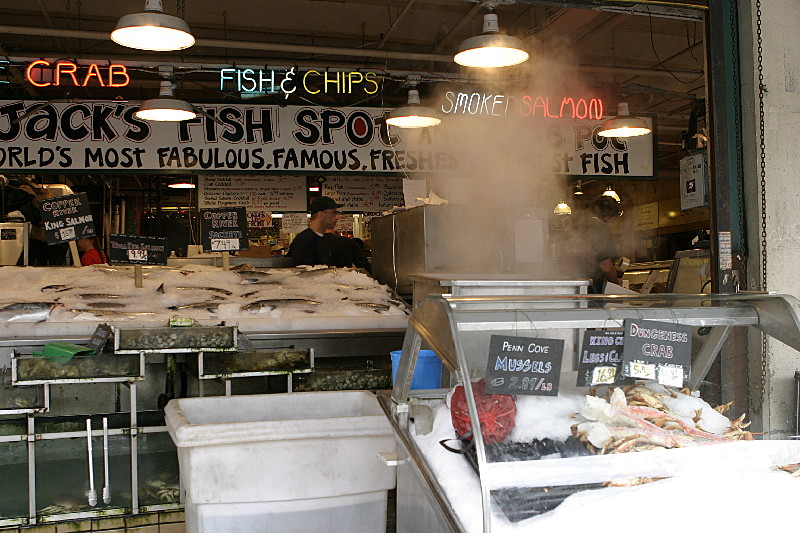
0, 25, 455, 63
377, 0, 417, 49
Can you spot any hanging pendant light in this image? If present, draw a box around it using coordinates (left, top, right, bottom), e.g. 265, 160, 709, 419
167, 177, 195, 189
573, 179, 584, 196
598, 103, 651, 138
553, 199, 572, 215
111, 0, 195, 51
454, 12, 529, 68
386, 89, 441, 128
602, 183, 621, 203
135, 67, 196, 122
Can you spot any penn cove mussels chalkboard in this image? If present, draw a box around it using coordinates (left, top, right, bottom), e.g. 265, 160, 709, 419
38, 192, 95, 245
199, 207, 249, 253
108, 234, 168, 265
485, 335, 563, 396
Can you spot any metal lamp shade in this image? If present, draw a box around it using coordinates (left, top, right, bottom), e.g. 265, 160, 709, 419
135, 98, 196, 121
597, 115, 651, 138
386, 106, 441, 128
111, 11, 195, 51
454, 34, 529, 68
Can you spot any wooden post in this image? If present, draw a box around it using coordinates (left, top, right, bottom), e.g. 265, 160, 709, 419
221, 251, 230, 271
134, 265, 143, 288
69, 241, 82, 268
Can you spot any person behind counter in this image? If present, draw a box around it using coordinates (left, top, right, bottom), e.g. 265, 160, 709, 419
324, 230, 372, 273
568, 195, 623, 293
76, 236, 108, 266
287, 196, 343, 267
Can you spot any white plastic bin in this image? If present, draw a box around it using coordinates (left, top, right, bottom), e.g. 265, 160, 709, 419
164, 391, 396, 533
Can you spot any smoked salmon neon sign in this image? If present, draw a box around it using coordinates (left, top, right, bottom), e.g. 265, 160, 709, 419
25, 60, 130, 88
441, 91, 604, 120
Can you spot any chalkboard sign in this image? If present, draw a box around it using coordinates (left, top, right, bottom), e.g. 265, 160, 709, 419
621, 319, 692, 388
86, 323, 114, 355
108, 234, 168, 265
484, 335, 563, 396
576, 330, 626, 387
199, 207, 249, 253
38, 192, 95, 245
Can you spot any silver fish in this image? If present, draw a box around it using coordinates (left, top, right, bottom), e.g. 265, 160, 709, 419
41, 284, 71, 293
79, 294, 124, 300
0, 302, 58, 322
352, 302, 391, 311
85, 302, 127, 309
236, 271, 280, 284
241, 298, 320, 314
69, 309, 156, 318
296, 268, 337, 277
175, 287, 233, 296
168, 302, 220, 312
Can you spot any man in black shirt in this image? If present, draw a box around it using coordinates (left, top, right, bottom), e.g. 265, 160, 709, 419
568, 195, 622, 293
287, 196, 343, 266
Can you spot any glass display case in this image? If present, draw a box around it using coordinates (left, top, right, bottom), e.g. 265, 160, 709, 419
383, 292, 800, 533
621, 260, 672, 293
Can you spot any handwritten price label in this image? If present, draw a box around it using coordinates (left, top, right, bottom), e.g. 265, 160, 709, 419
60, 227, 76, 240
211, 238, 240, 251
127, 249, 147, 262
591, 366, 617, 385
626, 361, 657, 380
658, 365, 684, 388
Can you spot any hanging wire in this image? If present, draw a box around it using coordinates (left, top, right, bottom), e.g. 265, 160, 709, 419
646, 7, 704, 85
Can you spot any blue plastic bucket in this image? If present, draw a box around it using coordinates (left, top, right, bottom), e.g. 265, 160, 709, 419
390, 350, 443, 390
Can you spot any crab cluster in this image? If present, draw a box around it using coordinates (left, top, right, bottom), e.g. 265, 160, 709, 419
572, 384, 753, 454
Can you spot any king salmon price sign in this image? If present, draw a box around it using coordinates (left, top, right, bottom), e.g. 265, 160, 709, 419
621, 319, 692, 388
38, 192, 95, 245
200, 207, 249, 253
577, 330, 625, 387
108, 234, 168, 265
485, 335, 563, 396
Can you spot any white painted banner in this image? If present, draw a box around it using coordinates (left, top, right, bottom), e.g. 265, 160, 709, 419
0, 100, 655, 177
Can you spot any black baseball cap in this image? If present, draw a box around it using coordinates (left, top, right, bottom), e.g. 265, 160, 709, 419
310, 196, 343, 215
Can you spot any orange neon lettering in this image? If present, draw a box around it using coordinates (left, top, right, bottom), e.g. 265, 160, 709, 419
546, 97, 559, 118
55, 62, 79, 87
26, 60, 51, 87
108, 64, 130, 87
82, 63, 105, 87
560, 97, 575, 118
589, 99, 603, 120
575, 98, 588, 119
532, 96, 548, 118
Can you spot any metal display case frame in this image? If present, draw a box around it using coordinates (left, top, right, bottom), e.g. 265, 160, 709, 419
383, 292, 800, 533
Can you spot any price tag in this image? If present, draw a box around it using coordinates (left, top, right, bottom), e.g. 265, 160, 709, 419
591, 366, 617, 385
60, 227, 76, 240
657, 364, 684, 388
127, 249, 148, 262
625, 361, 657, 380
211, 238, 240, 251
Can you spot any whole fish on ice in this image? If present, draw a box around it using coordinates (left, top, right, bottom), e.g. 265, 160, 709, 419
241, 298, 320, 313
0, 302, 59, 322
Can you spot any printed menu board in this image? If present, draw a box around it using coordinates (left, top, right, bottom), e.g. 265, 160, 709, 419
198, 175, 307, 212
322, 176, 404, 211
